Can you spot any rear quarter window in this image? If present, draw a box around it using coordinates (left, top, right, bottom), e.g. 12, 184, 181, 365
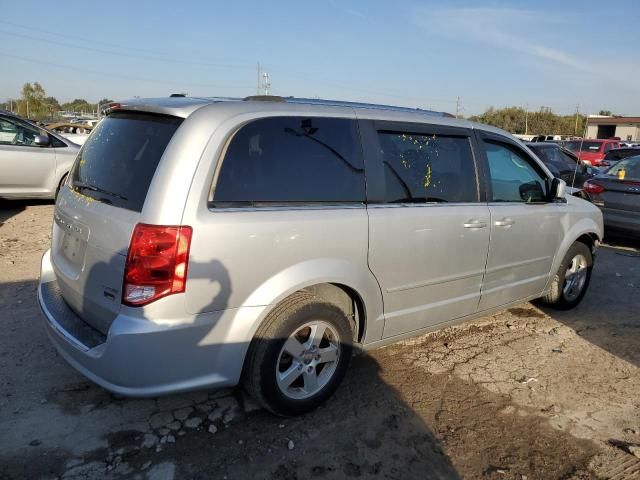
211, 116, 365, 206
71, 112, 182, 212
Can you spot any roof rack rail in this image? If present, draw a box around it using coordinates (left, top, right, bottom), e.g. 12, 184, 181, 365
243, 95, 285, 102
284, 97, 452, 117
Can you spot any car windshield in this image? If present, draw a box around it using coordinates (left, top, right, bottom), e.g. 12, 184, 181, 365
565, 141, 602, 153
605, 156, 640, 179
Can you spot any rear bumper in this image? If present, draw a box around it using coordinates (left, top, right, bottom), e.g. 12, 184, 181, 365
38, 249, 257, 397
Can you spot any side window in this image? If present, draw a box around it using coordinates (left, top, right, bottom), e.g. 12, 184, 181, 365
212, 117, 365, 205
604, 143, 614, 153
484, 141, 548, 203
0, 117, 39, 146
560, 151, 578, 168
377, 131, 478, 203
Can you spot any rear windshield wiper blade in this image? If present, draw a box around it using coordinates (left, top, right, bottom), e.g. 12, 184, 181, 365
73, 181, 128, 201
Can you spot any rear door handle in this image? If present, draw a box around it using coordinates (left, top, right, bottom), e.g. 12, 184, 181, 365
494, 218, 515, 227
463, 220, 488, 229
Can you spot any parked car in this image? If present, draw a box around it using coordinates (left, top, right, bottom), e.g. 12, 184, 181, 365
0, 110, 80, 199
583, 155, 640, 235
564, 139, 620, 166
46, 122, 95, 146
603, 147, 640, 164
38, 96, 603, 416
526, 142, 599, 188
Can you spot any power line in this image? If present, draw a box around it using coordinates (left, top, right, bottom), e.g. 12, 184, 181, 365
0, 21, 462, 111
0, 29, 253, 70
0, 52, 253, 90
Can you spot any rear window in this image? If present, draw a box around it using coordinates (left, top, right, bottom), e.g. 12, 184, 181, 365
71, 112, 182, 212
530, 145, 575, 171
606, 157, 640, 179
565, 141, 602, 152
605, 148, 640, 161
212, 116, 365, 206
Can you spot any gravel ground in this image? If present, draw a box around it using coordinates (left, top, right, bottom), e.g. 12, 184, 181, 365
1, 199, 639, 480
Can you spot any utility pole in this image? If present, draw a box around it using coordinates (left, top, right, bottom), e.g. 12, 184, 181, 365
525, 104, 529, 135
455, 96, 460, 118
262, 72, 271, 96
256, 63, 261, 95
574, 104, 580, 135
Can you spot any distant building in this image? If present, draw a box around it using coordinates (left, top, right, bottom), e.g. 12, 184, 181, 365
586, 116, 640, 141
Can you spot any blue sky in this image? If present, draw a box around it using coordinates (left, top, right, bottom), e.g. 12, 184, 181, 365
1, 0, 638, 115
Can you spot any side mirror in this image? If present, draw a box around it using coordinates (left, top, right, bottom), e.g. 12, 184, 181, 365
34, 134, 50, 147
550, 177, 566, 200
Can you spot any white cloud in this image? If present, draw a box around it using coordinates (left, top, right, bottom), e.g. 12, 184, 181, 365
412, 7, 587, 71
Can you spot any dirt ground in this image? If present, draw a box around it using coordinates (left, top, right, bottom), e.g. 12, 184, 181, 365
1, 199, 640, 480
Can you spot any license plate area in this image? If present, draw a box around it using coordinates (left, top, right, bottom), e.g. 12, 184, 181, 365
53, 210, 90, 275
61, 232, 86, 263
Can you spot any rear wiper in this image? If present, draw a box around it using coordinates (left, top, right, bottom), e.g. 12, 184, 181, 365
73, 181, 128, 201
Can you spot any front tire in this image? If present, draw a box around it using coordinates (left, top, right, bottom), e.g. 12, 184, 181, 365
539, 242, 593, 310
242, 292, 354, 416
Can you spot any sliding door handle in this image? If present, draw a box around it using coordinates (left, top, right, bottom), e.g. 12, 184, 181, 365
495, 218, 515, 227
463, 220, 488, 229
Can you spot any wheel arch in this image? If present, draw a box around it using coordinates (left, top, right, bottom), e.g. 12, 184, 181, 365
544, 218, 602, 292
238, 259, 384, 348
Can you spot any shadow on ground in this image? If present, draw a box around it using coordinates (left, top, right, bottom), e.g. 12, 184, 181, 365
539, 236, 640, 368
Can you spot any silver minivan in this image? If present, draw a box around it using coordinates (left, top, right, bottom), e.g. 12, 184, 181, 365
38, 96, 603, 415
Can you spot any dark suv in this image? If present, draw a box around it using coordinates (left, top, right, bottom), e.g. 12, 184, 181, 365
526, 142, 598, 188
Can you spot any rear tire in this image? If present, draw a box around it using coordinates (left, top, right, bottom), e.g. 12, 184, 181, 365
539, 242, 592, 310
242, 292, 354, 416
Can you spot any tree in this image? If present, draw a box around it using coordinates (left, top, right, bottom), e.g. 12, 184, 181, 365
61, 98, 97, 115
469, 106, 586, 135
598, 110, 613, 116
18, 82, 47, 119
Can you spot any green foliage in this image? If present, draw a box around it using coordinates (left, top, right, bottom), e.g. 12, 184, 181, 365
598, 110, 613, 116
469, 106, 587, 136
61, 98, 97, 114
1, 82, 102, 120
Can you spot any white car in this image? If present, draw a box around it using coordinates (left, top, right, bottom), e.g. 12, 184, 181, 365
0, 110, 80, 198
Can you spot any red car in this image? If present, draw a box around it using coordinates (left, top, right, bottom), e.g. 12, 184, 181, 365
564, 139, 620, 166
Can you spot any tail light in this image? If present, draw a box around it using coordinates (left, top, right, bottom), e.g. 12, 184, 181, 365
123, 224, 193, 306
583, 181, 605, 194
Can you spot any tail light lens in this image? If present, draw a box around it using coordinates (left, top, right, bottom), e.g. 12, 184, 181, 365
583, 181, 605, 194
123, 224, 193, 306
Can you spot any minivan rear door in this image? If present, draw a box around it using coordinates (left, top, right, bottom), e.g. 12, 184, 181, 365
51, 111, 182, 334
361, 120, 491, 338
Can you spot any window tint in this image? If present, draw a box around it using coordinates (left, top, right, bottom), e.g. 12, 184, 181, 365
484, 141, 548, 203
72, 112, 182, 212
0, 116, 39, 146
213, 117, 365, 205
377, 131, 477, 203
531, 146, 575, 172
